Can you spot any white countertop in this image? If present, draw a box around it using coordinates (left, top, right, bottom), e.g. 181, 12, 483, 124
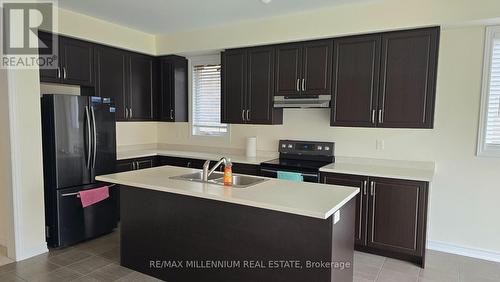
96, 166, 359, 220
117, 148, 276, 165
320, 157, 435, 182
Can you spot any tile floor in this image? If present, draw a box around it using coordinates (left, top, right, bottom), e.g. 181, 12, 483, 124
0, 230, 499, 282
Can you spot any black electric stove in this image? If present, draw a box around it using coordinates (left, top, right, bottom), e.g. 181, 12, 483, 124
260, 140, 335, 183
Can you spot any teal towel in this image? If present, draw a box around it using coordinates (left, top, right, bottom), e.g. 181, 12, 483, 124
277, 171, 303, 182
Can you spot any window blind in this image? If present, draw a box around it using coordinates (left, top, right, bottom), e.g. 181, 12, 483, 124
192, 64, 227, 136
485, 39, 500, 146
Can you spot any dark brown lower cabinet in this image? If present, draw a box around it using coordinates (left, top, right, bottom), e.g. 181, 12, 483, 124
321, 172, 428, 267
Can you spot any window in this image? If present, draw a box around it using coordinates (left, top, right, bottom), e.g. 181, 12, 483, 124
191, 56, 228, 136
478, 26, 500, 156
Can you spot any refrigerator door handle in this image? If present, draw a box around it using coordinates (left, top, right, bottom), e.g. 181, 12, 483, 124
91, 106, 97, 168
85, 106, 91, 169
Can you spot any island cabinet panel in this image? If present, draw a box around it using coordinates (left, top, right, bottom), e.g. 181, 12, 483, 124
159, 55, 188, 122
222, 48, 283, 124
378, 28, 439, 128
331, 35, 381, 127
320, 172, 428, 267
94, 45, 128, 121
120, 186, 355, 282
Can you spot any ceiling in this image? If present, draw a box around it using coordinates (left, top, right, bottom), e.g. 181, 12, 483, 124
57, 0, 369, 34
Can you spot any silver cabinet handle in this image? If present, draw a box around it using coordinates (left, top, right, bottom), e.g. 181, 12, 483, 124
187, 161, 191, 168
129, 108, 133, 119
296, 78, 300, 92
241, 110, 245, 121
63, 67, 67, 79
302, 78, 306, 91
91, 106, 97, 169
84, 106, 91, 169
57, 67, 61, 79
246, 110, 250, 121
125, 108, 129, 119
370, 181, 376, 196
170, 109, 174, 120
371, 110, 376, 124
363, 180, 368, 195
378, 109, 383, 124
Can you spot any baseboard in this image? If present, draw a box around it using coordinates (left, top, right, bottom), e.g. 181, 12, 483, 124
0, 244, 7, 256
427, 240, 500, 263
16, 244, 48, 261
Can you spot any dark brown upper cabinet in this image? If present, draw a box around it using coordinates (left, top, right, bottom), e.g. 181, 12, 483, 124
275, 40, 333, 96
378, 28, 439, 128
331, 27, 439, 129
221, 49, 246, 124
95, 47, 157, 121
94, 45, 128, 121
331, 35, 381, 127
39, 31, 94, 86
159, 55, 188, 122
128, 53, 156, 121
222, 47, 282, 125
321, 172, 428, 267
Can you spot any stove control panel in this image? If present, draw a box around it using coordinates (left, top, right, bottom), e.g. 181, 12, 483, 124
278, 140, 335, 156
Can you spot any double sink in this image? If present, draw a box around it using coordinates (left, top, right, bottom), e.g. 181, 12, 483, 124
171, 171, 268, 188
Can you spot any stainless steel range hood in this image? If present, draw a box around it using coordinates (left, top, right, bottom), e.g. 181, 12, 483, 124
273, 95, 331, 108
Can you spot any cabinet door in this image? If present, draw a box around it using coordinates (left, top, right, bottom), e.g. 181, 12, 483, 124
275, 44, 302, 96
379, 27, 439, 128
116, 160, 134, 173
247, 47, 275, 124
331, 35, 381, 127
129, 54, 154, 121
321, 173, 369, 246
38, 31, 60, 83
95, 46, 128, 121
367, 177, 428, 256
159, 59, 174, 121
160, 56, 188, 122
60, 37, 94, 86
221, 50, 246, 124
301, 40, 333, 96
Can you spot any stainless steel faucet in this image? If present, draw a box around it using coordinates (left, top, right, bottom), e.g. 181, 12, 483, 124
202, 157, 229, 182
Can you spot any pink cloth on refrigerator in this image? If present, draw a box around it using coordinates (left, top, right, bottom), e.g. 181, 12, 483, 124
78, 186, 109, 208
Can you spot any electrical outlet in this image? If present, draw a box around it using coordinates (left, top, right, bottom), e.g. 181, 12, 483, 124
376, 139, 385, 150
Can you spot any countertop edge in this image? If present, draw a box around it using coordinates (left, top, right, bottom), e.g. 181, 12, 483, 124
318, 167, 434, 182
96, 175, 358, 220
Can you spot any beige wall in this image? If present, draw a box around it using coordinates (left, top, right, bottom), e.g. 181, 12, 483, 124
116, 122, 158, 147
0, 69, 11, 250
55, 8, 156, 55
156, 0, 500, 55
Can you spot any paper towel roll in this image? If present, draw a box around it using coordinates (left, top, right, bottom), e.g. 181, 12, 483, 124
246, 137, 257, 157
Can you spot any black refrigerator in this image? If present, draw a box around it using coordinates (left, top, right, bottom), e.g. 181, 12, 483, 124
41, 94, 118, 248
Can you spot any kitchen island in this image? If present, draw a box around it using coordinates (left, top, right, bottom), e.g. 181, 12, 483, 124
96, 165, 359, 282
